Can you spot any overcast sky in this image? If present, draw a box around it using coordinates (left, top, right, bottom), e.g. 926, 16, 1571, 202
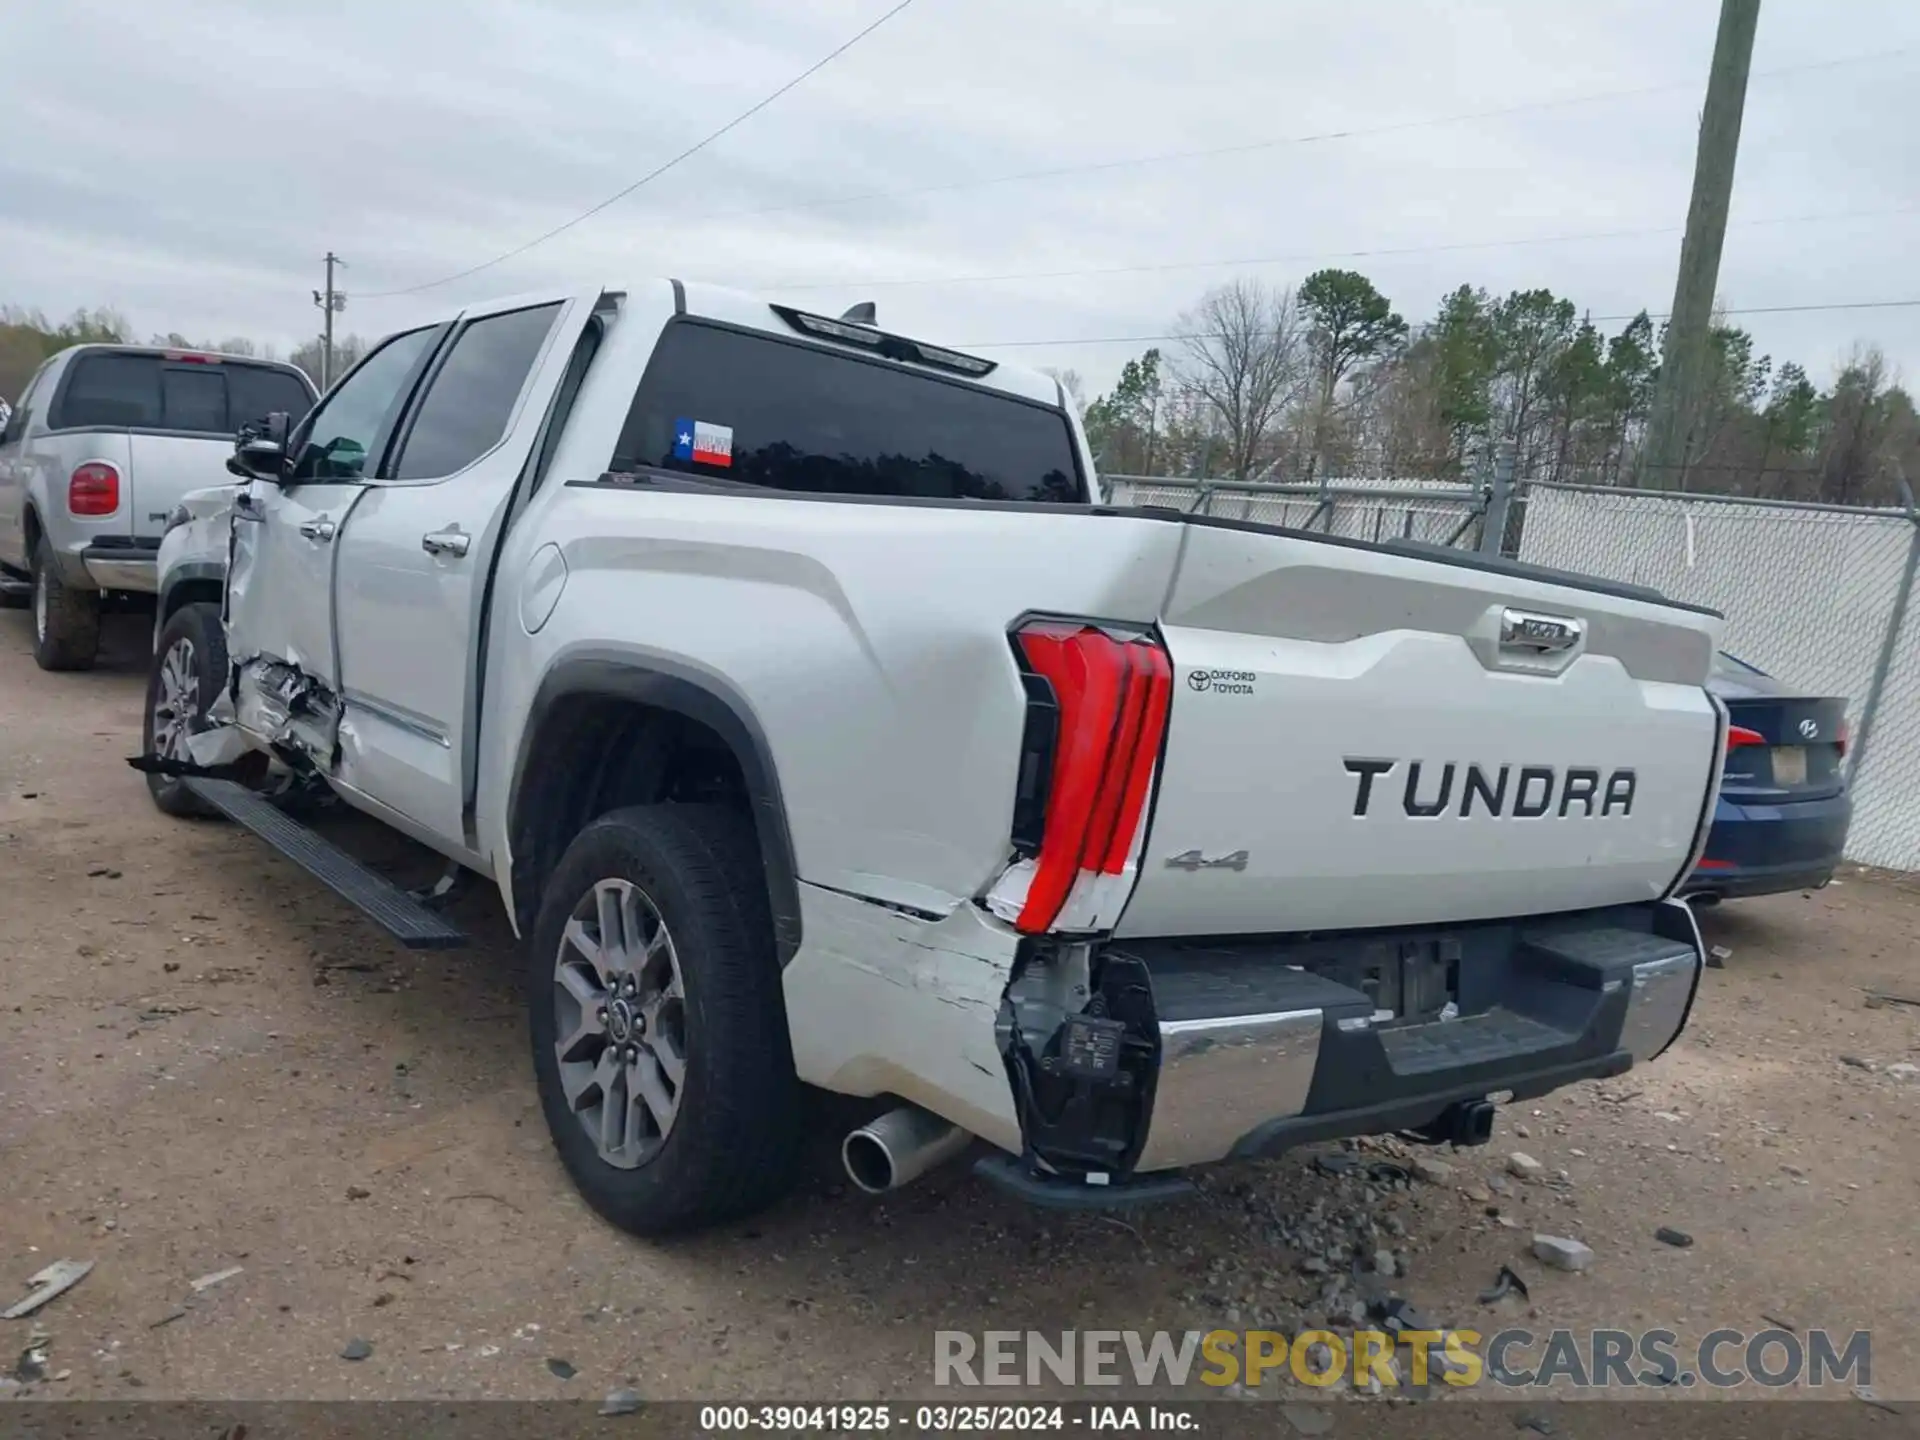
3, 0, 1916, 395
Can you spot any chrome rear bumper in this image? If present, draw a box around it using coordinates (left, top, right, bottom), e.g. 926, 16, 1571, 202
81, 545, 158, 593
1120, 900, 1704, 1173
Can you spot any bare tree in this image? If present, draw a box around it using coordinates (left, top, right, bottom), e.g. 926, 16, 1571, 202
1174, 279, 1306, 482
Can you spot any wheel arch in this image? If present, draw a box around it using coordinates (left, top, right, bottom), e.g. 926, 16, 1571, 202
507, 652, 803, 965
158, 562, 226, 626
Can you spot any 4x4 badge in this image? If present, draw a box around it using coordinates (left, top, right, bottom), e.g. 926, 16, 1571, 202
1165, 849, 1250, 872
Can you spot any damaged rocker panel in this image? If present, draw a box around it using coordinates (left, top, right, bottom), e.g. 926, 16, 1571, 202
232, 657, 343, 769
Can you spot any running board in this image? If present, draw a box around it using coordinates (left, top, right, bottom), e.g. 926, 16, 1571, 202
184, 778, 469, 950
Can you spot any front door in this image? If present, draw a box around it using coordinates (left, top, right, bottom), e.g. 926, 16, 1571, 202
226, 324, 447, 687
329, 292, 594, 847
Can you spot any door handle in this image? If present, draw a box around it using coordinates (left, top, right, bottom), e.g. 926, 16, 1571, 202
421, 528, 471, 558
298, 517, 336, 543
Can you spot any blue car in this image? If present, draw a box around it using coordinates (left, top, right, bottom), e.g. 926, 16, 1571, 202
1685, 652, 1853, 902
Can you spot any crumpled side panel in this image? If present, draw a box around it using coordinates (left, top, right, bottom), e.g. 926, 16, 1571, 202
232, 657, 342, 768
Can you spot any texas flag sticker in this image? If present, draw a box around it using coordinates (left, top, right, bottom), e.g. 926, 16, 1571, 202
672, 418, 734, 468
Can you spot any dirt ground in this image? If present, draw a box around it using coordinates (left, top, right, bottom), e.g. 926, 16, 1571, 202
2, 607, 1917, 1409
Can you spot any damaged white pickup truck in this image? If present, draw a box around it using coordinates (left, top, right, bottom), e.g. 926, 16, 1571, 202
139, 279, 1726, 1235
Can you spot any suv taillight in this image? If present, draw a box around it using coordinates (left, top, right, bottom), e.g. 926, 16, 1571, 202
68, 462, 121, 516
986, 620, 1172, 935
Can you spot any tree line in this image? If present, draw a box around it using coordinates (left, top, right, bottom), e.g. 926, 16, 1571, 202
1072, 272, 1917, 507
0, 305, 368, 407
7, 285, 1913, 507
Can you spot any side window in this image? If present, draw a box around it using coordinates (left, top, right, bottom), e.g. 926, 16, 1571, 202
288, 327, 439, 482
2, 361, 51, 444
529, 319, 604, 495
391, 303, 561, 481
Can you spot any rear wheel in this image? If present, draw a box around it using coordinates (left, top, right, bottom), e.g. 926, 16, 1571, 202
143, 602, 228, 817
30, 537, 100, 672
527, 804, 801, 1235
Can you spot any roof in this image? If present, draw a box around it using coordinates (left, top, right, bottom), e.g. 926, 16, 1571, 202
675, 279, 1060, 408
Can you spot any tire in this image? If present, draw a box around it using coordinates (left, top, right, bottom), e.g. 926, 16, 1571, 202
527, 804, 802, 1236
142, 601, 229, 818
30, 536, 101, 671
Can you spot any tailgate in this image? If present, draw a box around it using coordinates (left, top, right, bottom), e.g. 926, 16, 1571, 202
1119, 526, 1723, 937
125, 435, 233, 541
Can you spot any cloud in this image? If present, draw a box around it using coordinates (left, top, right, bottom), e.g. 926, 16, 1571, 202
2, 0, 1917, 391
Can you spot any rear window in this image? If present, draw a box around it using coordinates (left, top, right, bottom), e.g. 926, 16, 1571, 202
52, 352, 313, 435
611, 322, 1084, 503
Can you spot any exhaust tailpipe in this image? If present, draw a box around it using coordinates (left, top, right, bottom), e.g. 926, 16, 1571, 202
842, 1105, 971, 1194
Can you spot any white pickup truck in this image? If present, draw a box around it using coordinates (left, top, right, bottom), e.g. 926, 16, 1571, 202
141, 279, 1725, 1235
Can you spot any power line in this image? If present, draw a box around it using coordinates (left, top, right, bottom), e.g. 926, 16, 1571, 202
357, 0, 921, 298
357, 41, 1909, 301
954, 297, 1920, 352
644, 45, 1911, 233
758, 203, 1919, 293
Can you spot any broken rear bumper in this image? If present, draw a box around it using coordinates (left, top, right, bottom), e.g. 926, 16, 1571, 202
1115, 899, 1703, 1173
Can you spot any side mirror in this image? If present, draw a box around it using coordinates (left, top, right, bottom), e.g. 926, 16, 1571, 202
227, 411, 292, 482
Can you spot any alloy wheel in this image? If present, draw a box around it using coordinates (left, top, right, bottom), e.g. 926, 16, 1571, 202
151, 638, 198, 759
551, 878, 688, 1168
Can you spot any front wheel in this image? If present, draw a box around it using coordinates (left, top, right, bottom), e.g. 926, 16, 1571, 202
143, 602, 228, 817
527, 804, 802, 1236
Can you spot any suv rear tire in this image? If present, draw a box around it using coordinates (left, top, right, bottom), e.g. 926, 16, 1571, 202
30, 536, 101, 672
527, 804, 802, 1235
143, 601, 229, 818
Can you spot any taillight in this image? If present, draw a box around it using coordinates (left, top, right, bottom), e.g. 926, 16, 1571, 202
1725, 725, 1765, 751
985, 620, 1172, 935
68, 462, 121, 516
1837, 719, 1850, 757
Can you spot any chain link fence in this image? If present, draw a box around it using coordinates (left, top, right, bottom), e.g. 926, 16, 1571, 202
1515, 482, 1920, 872
1101, 470, 1920, 872
1103, 474, 1492, 549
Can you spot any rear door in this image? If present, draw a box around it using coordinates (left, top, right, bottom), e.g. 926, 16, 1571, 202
226, 326, 445, 687
0, 358, 58, 568
329, 291, 598, 845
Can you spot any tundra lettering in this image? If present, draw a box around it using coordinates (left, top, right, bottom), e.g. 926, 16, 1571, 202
1345, 759, 1638, 819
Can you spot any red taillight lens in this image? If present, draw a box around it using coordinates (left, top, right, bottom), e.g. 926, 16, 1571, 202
1725, 725, 1765, 751
997, 621, 1172, 935
68, 462, 121, 516
1837, 719, 1850, 757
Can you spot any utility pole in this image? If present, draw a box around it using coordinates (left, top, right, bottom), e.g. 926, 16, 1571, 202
1639, 0, 1762, 488
312, 253, 347, 390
